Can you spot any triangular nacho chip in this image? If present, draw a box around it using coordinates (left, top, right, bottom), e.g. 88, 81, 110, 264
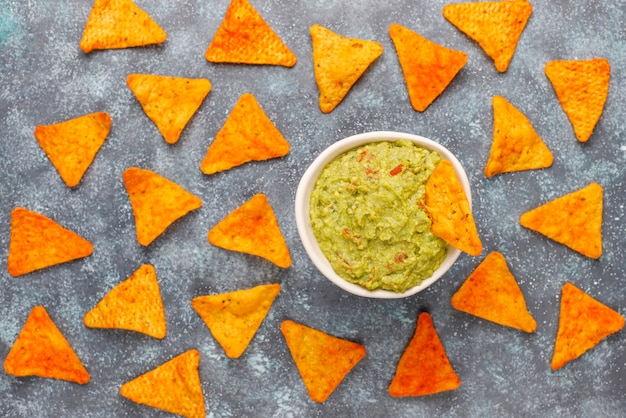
451, 251, 536, 332
425, 160, 482, 256
80, 0, 167, 53
7, 208, 93, 277
200, 93, 290, 174
127, 74, 212, 145
34, 112, 111, 187
4, 306, 90, 384
545, 58, 611, 142
120, 349, 205, 418
310, 24, 383, 113
551, 282, 624, 370
208, 194, 292, 268
281, 320, 366, 403
485, 95, 554, 177
191, 283, 280, 358
123, 167, 202, 246
442, 0, 532, 72
520, 182, 603, 258
389, 312, 460, 397
205, 0, 296, 67
389, 23, 467, 112
84, 264, 167, 339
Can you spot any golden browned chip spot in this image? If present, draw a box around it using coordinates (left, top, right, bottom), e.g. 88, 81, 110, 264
551, 282, 624, 370
389, 23, 467, 112
208, 194, 292, 268
389, 312, 460, 397
120, 349, 205, 418
281, 319, 366, 403
485, 95, 553, 177
123, 167, 202, 246
34, 112, 111, 187
205, 0, 296, 66
451, 251, 536, 332
80, 0, 166, 53
520, 182, 603, 258
127, 74, 212, 144
200, 93, 290, 174
310, 24, 383, 113
4, 306, 90, 384
192, 283, 281, 358
84, 264, 167, 339
7, 208, 93, 277
442, 0, 532, 72
424, 160, 482, 256
545, 58, 611, 142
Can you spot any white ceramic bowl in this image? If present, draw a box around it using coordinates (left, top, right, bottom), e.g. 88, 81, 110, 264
295, 131, 471, 299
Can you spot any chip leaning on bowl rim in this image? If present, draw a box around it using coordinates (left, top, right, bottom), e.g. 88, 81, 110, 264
295, 131, 472, 299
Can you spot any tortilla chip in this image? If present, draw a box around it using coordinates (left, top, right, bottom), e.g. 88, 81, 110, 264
120, 349, 205, 418
281, 320, 366, 403
389, 312, 460, 397
191, 283, 280, 358
208, 194, 292, 268
551, 282, 624, 370
545, 58, 611, 142
424, 160, 482, 256
80, 0, 167, 53
200, 93, 290, 174
123, 167, 203, 246
34, 112, 111, 187
205, 0, 296, 67
389, 23, 467, 112
84, 264, 166, 339
310, 24, 383, 113
4, 306, 90, 384
127, 74, 212, 145
7, 208, 93, 277
520, 182, 603, 258
442, 0, 532, 72
485, 96, 554, 177
451, 251, 536, 332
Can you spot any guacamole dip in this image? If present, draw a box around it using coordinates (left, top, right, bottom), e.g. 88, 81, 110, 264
310, 140, 447, 293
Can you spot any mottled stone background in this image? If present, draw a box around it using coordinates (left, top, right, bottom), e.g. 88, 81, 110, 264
0, 0, 625, 416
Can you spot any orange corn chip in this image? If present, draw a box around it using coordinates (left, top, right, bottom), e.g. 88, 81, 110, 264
80, 0, 167, 53
443, 0, 532, 72
389, 312, 461, 397
205, 0, 296, 67
310, 24, 383, 113
485, 96, 553, 177
451, 251, 536, 332
551, 282, 624, 370
200, 93, 290, 175
425, 160, 482, 256
123, 167, 202, 246
520, 182, 603, 258
120, 349, 205, 418
4, 306, 90, 384
208, 194, 292, 268
191, 283, 280, 358
7, 208, 93, 277
127, 74, 212, 145
545, 58, 611, 142
34, 112, 111, 187
389, 23, 467, 112
84, 264, 166, 339
281, 320, 366, 403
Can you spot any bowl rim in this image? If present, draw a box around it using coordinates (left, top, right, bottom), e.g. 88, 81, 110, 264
295, 131, 471, 299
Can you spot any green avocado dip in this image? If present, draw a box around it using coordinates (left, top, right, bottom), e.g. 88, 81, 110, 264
309, 140, 447, 293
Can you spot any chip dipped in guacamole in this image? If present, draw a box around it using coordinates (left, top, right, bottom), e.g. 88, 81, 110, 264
310, 140, 447, 293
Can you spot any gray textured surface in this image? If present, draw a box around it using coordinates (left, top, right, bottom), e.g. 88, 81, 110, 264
1, 0, 625, 416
